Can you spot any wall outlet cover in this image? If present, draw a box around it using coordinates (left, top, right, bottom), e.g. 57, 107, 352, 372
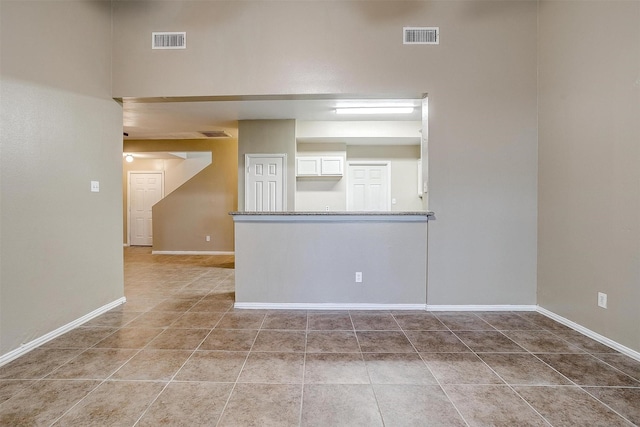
597, 292, 607, 309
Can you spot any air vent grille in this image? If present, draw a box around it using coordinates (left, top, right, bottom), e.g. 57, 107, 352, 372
200, 131, 231, 138
152, 32, 186, 49
403, 27, 439, 45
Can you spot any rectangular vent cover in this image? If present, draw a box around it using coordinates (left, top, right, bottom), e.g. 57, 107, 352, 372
403, 27, 439, 45
200, 131, 231, 138
152, 32, 186, 49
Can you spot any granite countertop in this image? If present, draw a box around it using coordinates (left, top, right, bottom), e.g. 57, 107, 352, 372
230, 211, 435, 218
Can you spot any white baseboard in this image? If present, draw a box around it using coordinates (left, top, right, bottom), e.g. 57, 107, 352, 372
234, 303, 428, 311
427, 304, 537, 312
152, 251, 235, 256
537, 307, 640, 362
0, 297, 126, 368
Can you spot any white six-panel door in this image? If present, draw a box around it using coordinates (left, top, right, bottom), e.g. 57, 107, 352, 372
347, 162, 391, 211
245, 154, 286, 212
129, 172, 164, 246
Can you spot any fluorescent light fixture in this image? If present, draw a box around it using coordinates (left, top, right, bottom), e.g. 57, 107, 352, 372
335, 107, 414, 115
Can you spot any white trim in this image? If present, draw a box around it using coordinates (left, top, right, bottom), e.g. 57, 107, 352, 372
123, 243, 129, 247
0, 297, 126, 367
346, 161, 392, 211
537, 307, 640, 362
425, 304, 640, 361
127, 171, 165, 247
234, 303, 427, 311
152, 250, 234, 256
427, 304, 537, 312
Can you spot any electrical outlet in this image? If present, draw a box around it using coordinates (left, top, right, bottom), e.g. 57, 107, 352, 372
325, 205, 330, 211
598, 292, 607, 309
205, 235, 211, 242
355, 272, 362, 283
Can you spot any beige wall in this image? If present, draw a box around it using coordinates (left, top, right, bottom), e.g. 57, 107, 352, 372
121, 152, 212, 244
537, 1, 640, 352
3, 0, 636, 356
238, 120, 296, 211
0, 1, 124, 354
235, 218, 428, 305
113, 1, 539, 307
124, 139, 238, 252
164, 153, 212, 195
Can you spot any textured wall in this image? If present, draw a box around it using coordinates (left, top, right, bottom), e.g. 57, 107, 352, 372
537, 0, 640, 352
151, 140, 238, 252
235, 219, 428, 305
0, 1, 124, 354
113, 1, 539, 306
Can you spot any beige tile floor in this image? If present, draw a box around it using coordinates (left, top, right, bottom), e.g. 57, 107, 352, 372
0, 246, 639, 426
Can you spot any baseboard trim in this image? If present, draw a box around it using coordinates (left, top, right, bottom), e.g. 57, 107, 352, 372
152, 251, 235, 256
234, 303, 428, 311
427, 304, 537, 312
0, 297, 126, 368
537, 307, 640, 362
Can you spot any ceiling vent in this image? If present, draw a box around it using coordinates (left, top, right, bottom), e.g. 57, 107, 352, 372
152, 32, 186, 49
403, 27, 439, 45
199, 131, 231, 138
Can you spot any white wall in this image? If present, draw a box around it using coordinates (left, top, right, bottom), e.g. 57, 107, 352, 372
295, 143, 348, 211
295, 144, 422, 212
0, 1, 124, 355
348, 145, 423, 212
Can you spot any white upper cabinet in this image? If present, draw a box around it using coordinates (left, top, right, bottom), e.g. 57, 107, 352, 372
296, 157, 321, 176
320, 157, 343, 176
296, 156, 343, 177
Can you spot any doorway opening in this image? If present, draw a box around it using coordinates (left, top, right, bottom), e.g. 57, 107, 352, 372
127, 171, 164, 246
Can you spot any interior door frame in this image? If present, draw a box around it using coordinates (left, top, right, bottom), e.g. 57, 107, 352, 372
127, 170, 165, 246
244, 153, 287, 212
346, 161, 392, 211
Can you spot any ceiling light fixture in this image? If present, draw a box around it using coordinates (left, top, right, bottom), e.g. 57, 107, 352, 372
335, 107, 414, 115
124, 154, 134, 163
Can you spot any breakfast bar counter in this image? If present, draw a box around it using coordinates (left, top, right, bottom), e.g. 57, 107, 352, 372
230, 211, 433, 310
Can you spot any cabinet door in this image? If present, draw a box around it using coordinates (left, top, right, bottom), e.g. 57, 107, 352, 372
297, 157, 320, 176
320, 157, 343, 176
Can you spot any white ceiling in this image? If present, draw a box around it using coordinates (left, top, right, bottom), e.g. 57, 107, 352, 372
122, 96, 424, 145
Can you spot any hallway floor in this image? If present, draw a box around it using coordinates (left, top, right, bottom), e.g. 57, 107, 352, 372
0, 247, 638, 426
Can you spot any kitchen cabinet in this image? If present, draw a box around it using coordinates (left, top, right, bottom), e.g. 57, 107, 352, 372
296, 156, 343, 177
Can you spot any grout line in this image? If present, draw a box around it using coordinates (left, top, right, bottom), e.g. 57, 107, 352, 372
130, 276, 231, 426
392, 312, 471, 427
442, 315, 562, 425
298, 311, 310, 426
47, 343, 148, 426
18, 250, 640, 426
213, 313, 266, 427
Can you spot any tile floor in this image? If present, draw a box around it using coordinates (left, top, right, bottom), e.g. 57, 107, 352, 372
0, 247, 639, 426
